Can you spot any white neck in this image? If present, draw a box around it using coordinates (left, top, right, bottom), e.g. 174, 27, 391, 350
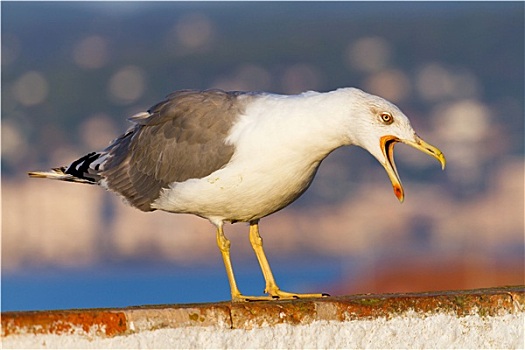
235, 90, 354, 159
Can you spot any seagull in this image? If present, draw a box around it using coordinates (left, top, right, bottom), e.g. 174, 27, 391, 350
29, 88, 445, 302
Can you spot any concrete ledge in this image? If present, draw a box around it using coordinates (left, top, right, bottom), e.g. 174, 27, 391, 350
2, 286, 524, 348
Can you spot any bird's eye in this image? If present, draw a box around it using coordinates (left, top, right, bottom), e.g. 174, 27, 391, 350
380, 112, 394, 125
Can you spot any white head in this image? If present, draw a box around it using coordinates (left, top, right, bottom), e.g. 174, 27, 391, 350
339, 88, 446, 202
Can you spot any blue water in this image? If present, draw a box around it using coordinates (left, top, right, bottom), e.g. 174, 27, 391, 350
2, 257, 344, 311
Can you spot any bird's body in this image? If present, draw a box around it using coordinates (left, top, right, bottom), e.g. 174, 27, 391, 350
29, 87, 445, 301
153, 90, 351, 224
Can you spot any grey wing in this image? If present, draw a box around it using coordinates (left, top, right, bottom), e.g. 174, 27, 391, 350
101, 90, 248, 211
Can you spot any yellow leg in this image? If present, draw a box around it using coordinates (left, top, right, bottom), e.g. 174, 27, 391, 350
246, 220, 329, 301
216, 222, 328, 302
216, 224, 276, 302
216, 225, 243, 301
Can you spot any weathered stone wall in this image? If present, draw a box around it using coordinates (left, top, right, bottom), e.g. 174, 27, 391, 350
2, 287, 523, 348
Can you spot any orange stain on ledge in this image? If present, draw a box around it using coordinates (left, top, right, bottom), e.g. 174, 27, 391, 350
2, 310, 127, 337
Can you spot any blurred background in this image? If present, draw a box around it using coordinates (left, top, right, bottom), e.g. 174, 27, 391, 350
2, 2, 523, 311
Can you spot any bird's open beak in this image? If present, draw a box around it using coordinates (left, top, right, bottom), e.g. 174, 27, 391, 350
379, 135, 446, 202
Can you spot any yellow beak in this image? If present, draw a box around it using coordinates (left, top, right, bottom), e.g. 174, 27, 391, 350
379, 134, 446, 202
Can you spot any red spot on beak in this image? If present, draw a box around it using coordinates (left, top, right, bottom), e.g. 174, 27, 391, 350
393, 183, 404, 202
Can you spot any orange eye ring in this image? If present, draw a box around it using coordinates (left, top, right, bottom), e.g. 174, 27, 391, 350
380, 112, 394, 125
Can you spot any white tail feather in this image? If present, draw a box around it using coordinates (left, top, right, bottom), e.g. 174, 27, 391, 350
28, 168, 96, 184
